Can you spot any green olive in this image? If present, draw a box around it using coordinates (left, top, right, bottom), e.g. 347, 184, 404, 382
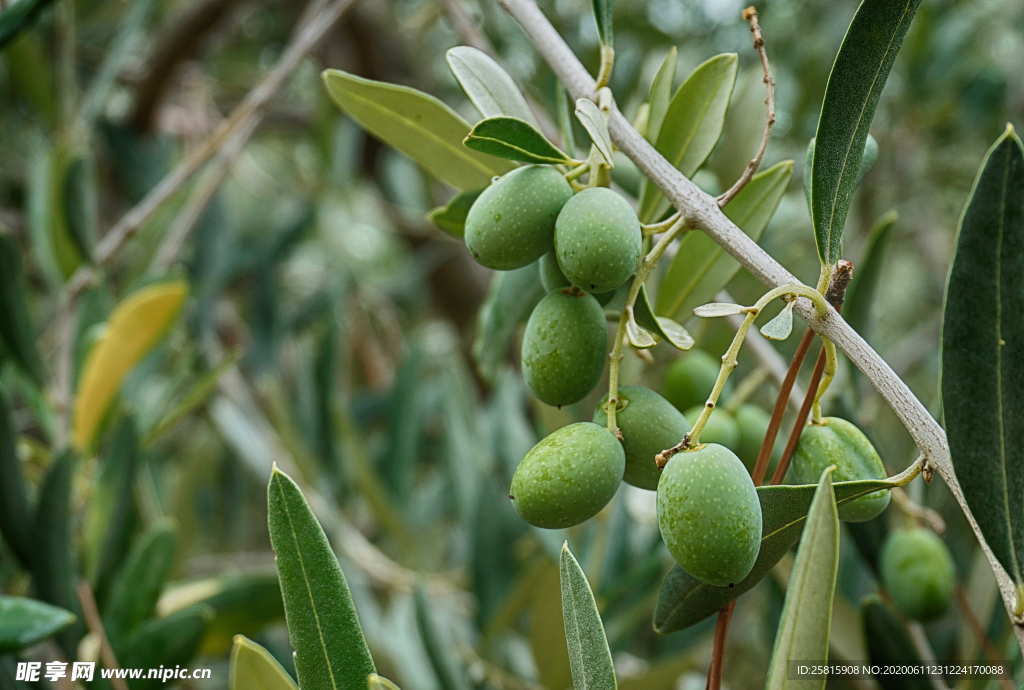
734, 404, 777, 471
790, 417, 890, 522
465, 165, 572, 270
510, 422, 625, 528
662, 350, 726, 413
657, 444, 762, 586
684, 406, 739, 450
521, 291, 607, 406
554, 187, 642, 293
593, 386, 687, 490
539, 252, 569, 292
880, 528, 955, 621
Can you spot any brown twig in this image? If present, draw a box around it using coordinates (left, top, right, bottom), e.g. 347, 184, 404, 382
706, 600, 736, 690
718, 6, 775, 207
770, 346, 827, 484
76, 582, 130, 690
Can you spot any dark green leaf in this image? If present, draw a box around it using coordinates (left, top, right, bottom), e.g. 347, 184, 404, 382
0, 234, 44, 384
0, 0, 55, 49
637, 53, 737, 222
267, 467, 375, 690
117, 605, 211, 690
803, 135, 878, 213
654, 472, 907, 633
473, 263, 545, 383
860, 595, 931, 690
414, 587, 471, 690
0, 389, 34, 566
765, 468, 840, 688
229, 635, 298, 690
0, 596, 75, 653
446, 46, 534, 123
61, 156, 96, 261
844, 210, 896, 336
592, 0, 613, 45
426, 189, 482, 239
322, 69, 513, 190
941, 126, 1024, 587
656, 160, 792, 318
560, 544, 616, 690
104, 521, 177, 645
143, 352, 241, 445
810, 0, 922, 265
465, 116, 573, 165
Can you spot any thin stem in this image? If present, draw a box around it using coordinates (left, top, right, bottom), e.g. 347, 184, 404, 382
706, 601, 735, 690
641, 210, 682, 236
594, 43, 615, 89
770, 346, 826, 485
717, 6, 775, 207
604, 311, 628, 437
76, 583, 130, 690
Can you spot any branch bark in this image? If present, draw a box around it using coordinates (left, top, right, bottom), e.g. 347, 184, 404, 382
496, 0, 1024, 653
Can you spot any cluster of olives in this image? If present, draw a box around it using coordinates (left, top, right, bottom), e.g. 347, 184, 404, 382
466, 165, 898, 590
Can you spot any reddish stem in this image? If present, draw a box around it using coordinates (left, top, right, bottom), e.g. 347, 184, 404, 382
771, 347, 826, 485
706, 600, 736, 690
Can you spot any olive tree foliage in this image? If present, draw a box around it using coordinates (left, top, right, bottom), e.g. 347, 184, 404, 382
0, 0, 1022, 689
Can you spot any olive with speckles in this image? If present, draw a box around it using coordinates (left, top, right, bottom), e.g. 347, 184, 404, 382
735, 404, 778, 471
789, 417, 890, 522
510, 422, 625, 528
539, 251, 569, 291
554, 187, 642, 293
880, 528, 954, 621
521, 291, 607, 406
464, 165, 572, 270
657, 443, 762, 586
593, 386, 688, 490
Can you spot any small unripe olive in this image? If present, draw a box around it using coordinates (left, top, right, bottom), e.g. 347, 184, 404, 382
880, 528, 954, 621
554, 187, 642, 293
465, 165, 572, 270
657, 444, 762, 586
734, 404, 777, 470
521, 292, 607, 406
684, 406, 739, 450
510, 422, 625, 528
790, 417, 890, 522
539, 252, 569, 292
662, 350, 727, 413
593, 386, 688, 490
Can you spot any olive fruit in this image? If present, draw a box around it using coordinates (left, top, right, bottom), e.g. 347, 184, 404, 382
657, 444, 762, 586
880, 528, 954, 621
735, 404, 775, 469
554, 187, 642, 293
790, 417, 890, 522
684, 406, 739, 450
521, 291, 607, 406
663, 350, 726, 413
593, 386, 688, 490
465, 165, 572, 270
539, 252, 569, 292
510, 422, 625, 528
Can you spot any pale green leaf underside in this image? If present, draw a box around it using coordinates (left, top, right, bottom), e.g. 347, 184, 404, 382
230, 635, 299, 690
575, 99, 614, 165
322, 69, 512, 191
446, 46, 535, 123
644, 47, 677, 142
0, 596, 75, 652
560, 543, 617, 690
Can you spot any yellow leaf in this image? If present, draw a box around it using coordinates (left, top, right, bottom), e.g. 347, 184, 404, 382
72, 281, 188, 450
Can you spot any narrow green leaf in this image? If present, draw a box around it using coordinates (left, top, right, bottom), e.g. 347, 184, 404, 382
0, 0, 55, 49
560, 543, 617, 690
117, 605, 211, 690
104, 521, 177, 645
592, 0, 613, 45
0, 389, 34, 567
267, 467, 376, 690
322, 69, 512, 190
860, 595, 930, 690
0, 234, 45, 384
413, 587, 471, 690
656, 160, 792, 318
0, 596, 75, 653
803, 135, 878, 214
637, 53, 738, 222
760, 302, 795, 341
446, 46, 535, 123
765, 467, 840, 689
427, 189, 482, 238
844, 210, 897, 336
473, 263, 545, 383
653, 472, 908, 633
465, 116, 572, 165
644, 48, 677, 142
230, 635, 298, 690
575, 99, 613, 165
941, 126, 1024, 587
144, 353, 241, 446
635, 286, 693, 351
810, 0, 922, 265
555, 87, 577, 157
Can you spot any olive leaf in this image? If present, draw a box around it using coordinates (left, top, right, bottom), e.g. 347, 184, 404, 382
844, 209, 897, 336
446, 46, 535, 123
656, 160, 792, 319
765, 467, 840, 689
143, 352, 242, 446
760, 301, 795, 341
575, 99, 614, 166
634, 285, 693, 351
117, 605, 212, 690
693, 302, 745, 318
644, 47, 677, 142
426, 189, 482, 239
367, 676, 401, 690
654, 472, 908, 633
465, 116, 574, 165
592, 0, 613, 45
72, 280, 188, 451
810, 0, 922, 266
103, 521, 177, 645
803, 135, 878, 213
268, 467, 376, 690
941, 125, 1024, 589
0, 233, 45, 384
555, 86, 577, 157
414, 587, 472, 690
560, 543, 617, 690
0, 389, 34, 567
322, 69, 513, 191
229, 635, 298, 690
860, 596, 931, 690
637, 53, 737, 223
0, 596, 75, 653
625, 316, 657, 349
